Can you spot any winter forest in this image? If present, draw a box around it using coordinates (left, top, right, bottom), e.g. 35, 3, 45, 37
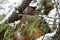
0, 0, 60, 40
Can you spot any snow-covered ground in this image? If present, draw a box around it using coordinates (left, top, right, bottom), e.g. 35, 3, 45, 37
42, 8, 59, 28
0, 0, 23, 24
36, 27, 58, 40
0, 0, 23, 15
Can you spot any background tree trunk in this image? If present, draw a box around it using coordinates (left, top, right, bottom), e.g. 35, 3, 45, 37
0, 0, 32, 24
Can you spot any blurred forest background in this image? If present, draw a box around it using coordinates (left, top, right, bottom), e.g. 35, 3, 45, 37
0, 0, 60, 40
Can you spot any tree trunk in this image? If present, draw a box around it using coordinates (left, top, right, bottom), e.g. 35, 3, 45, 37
0, 0, 32, 24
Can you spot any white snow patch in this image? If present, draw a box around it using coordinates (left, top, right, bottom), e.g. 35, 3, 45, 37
42, 8, 59, 28
29, 1, 37, 7
36, 27, 57, 40
0, 0, 23, 15
9, 20, 20, 27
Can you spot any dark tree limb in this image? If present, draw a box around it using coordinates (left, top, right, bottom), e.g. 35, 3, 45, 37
16, 0, 32, 13
0, 0, 32, 24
